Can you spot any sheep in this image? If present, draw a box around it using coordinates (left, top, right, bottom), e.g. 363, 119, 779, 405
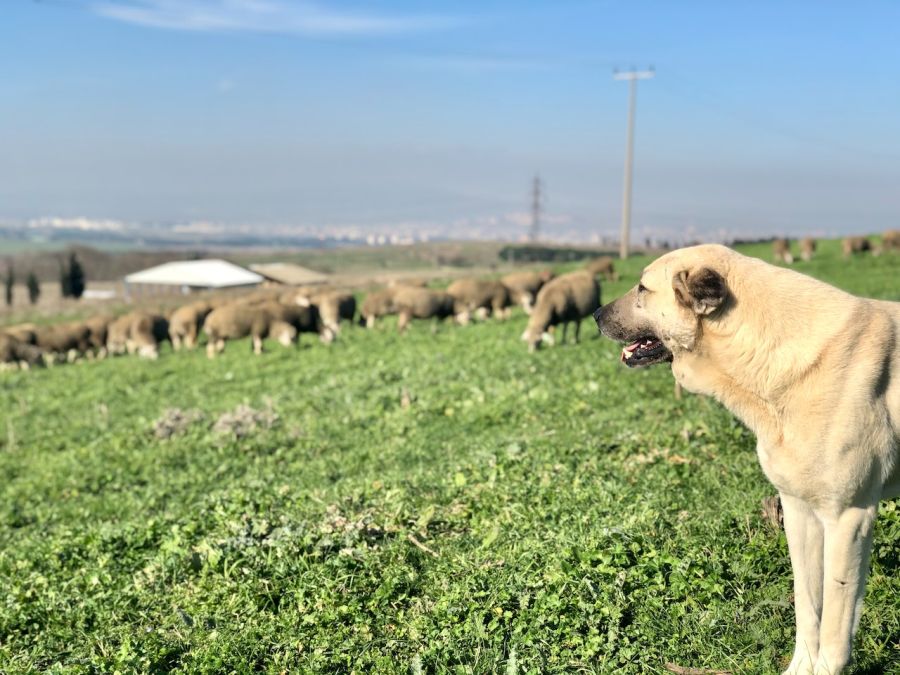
882, 229, 900, 252
0, 332, 44, 368
842, 235, 872, 258
585, 256, 619, 281
127, 312, 170, 359
799, 237, 817, 262
392, 287, 457, 333
289, 289, 357, 336
84, 315, 113, 356
3, 323, 38, 346
203, 301, 332, 358
34, 322, 92, 361
359, 288, 399, 328
106, 314, 134, 355
105, 312, 168, 358
446, 279, 511, 324
772, 238, 794, 264
169, 300, 213, 351
501, 270, 554, 315
521, 270, 600, 352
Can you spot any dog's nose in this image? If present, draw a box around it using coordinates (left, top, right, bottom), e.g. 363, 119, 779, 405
592, 305, 604, 326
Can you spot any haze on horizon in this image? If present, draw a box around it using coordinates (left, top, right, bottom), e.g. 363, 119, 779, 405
2, 0, 900, 244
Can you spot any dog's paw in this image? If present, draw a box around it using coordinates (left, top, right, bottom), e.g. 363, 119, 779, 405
782, 652, 816, 675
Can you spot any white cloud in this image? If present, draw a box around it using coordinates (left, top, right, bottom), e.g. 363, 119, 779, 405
89, 0, 455, 36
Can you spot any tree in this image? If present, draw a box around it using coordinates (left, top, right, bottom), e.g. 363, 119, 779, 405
4, 264, 13, 306
26, 271, 40, 305
68, 253, 86, 299
60, 258, 72, 298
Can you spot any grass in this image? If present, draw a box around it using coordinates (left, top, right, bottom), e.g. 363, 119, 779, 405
0, 244, 898, 674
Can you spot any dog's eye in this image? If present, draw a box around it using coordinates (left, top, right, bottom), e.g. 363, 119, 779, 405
638, 283, 648, 293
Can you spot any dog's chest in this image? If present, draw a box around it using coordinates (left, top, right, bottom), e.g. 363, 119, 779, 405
755, 440, 821, 499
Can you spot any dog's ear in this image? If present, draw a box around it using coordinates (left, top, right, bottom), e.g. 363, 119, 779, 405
672, 267, 727, 315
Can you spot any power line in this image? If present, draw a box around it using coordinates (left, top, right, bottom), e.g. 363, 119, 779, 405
614, 67, 654, 259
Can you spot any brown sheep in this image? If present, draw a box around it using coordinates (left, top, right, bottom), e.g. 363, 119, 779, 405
359, 288, 398, 328
842, 235, 872, 258
84, 315, 113, 356
127, 312, 170, 359
106, 314, 134, 355
799, 237, 817, 262
290, 289, 357, 336
105, 312, 168, 358
772, 238, 794, 264
0, 332, 44, 367
203, 301, 331, 358
392, 287, 457, 333
501, 270, 554, 315
521, 271, 600, 352
169, 300, 213, 351
34, 322, 92, 360
3, 323, 38, 345
585, 256, 619, 281
882, 229, 900, 252
446, 279, 510, 324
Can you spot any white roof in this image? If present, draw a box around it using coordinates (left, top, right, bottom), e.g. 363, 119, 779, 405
249, 262, 330, 286
124, 259, 263, 288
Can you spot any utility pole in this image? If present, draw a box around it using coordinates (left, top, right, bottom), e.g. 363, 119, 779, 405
614, 67, 654, 259
529, 174, 542, 242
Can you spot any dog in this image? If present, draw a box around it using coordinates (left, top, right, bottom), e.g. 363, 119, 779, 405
594, 244, 899, 675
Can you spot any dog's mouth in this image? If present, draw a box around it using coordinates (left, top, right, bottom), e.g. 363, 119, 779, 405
621, 335, 672, 368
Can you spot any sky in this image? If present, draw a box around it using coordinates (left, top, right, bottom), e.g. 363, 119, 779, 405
2, 0, 900, 243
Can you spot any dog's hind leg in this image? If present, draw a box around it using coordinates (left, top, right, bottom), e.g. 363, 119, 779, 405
813, 503, 877, 675
781, 494, 824, 675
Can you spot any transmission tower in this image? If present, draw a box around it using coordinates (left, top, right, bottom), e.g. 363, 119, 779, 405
529, 174, 542, 242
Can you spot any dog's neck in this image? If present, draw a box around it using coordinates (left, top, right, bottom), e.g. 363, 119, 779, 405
679, 261, 862, 442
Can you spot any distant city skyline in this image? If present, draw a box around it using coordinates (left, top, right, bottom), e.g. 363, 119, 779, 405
3, 1, 900, 243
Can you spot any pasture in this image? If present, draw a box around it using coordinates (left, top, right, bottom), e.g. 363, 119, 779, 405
1, 242, 898, 674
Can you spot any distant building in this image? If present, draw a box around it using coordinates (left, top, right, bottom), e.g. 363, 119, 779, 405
249, 263, 330, 287
123, 259, 263, 298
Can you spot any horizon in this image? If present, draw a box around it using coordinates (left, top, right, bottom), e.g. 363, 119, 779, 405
3, 1, 900, 244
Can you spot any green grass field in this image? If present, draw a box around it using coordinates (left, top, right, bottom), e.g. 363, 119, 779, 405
1, 243, 898, 674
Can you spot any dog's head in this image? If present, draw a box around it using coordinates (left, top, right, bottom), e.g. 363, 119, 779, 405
594, 246, 731, 368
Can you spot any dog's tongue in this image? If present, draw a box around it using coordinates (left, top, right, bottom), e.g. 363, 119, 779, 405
621, 340, 642, 362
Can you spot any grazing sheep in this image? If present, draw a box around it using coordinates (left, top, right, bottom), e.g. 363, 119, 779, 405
291, 289, 357, 336
3, 323, 38, 346
359, 288, 398, 328
446, 279, 511, 324
842, 235, 872, 258
169, 301, 213, 351
882, 229, 900, 252
501, 270, 554, 315
392, 287, 457, 333
772, 238, 794, 264
84, 315, 113, 356
585, 256, 619, 281
521, 271, 600, 352
34, 322, 92, 360
106, 312, 168, 358
106, 314, 134, 355
388, 278, 428, 288
203, 301, 331, 358
799, 237, 817, 262
0, 332, 44, 368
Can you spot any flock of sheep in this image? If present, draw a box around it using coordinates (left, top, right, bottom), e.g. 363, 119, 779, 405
771, 229, 900, 263
0, 256, 620, 369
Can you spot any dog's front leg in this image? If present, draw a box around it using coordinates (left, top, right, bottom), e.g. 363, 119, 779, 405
781, 493, 824, 675
814, 503, 878, 675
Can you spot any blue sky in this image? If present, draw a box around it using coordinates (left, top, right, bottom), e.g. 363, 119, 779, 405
2, 0, 900, 242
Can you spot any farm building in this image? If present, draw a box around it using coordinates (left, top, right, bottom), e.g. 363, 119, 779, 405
249, 262, 330, 287
123, 259, 264, 298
